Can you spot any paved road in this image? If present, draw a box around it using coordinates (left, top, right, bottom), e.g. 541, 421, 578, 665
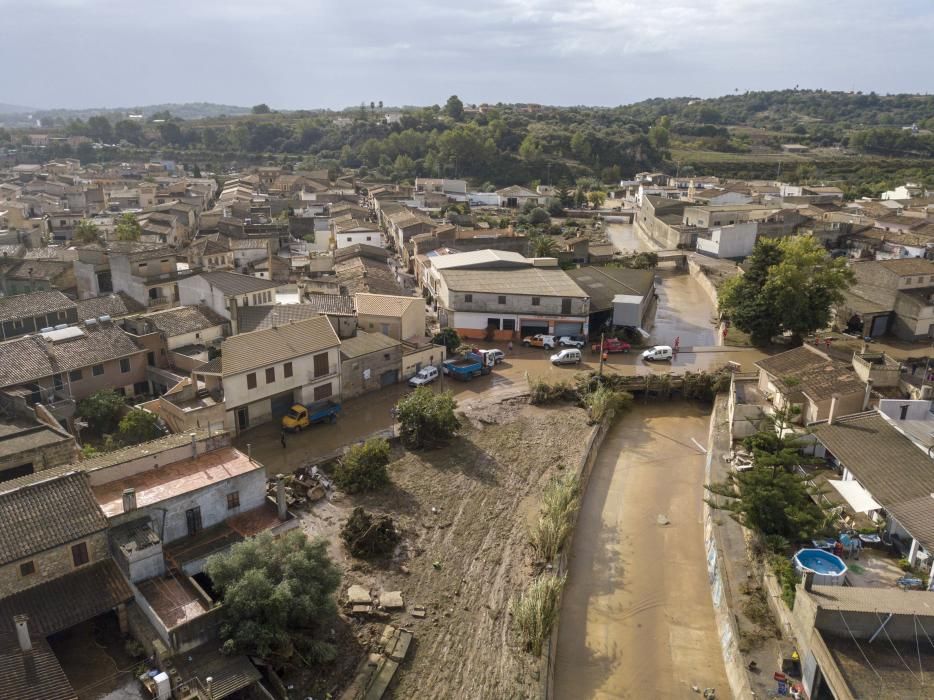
553, 404, 729, 699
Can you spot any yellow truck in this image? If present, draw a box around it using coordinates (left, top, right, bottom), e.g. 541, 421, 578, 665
281, 400, 341, 431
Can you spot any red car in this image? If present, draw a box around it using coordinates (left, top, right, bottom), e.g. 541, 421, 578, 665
591, 338, 631, 354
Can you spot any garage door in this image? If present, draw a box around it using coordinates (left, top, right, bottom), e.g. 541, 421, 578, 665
554, 322, 582, 336
521, 322, 549, 336
380, 369, 399, 387
270, 391, 297, 418
870, 314, 888, 337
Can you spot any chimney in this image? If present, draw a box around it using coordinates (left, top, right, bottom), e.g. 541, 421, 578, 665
206, 676, 214, 700
247, 443, 253, 462
275, 474, 287, 521
803, 571, 814, 592
828, 394, 840, 425
122, 488, 137, 513
862, 379, 874, 412
13, 615, 31, 652
190, 432, 197, 458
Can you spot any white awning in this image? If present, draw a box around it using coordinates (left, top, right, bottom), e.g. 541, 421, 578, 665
828, 479, 882, 514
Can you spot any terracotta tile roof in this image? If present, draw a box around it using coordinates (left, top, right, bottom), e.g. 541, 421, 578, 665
755, 345, 829, 377
75, 292, 145, 320
142, 305, 227, 337
813, 412, 934, 549
0, 559, 132, 636
196, 271, 279, 296
354, 293, 420, 318
237, 303, 339, 334
0, 471, 107, 565
0, 634, 76, 700
340, 331, 400, 359
874, 258, 934, 275
220, 316, 339, 376
0, 290, 74, 323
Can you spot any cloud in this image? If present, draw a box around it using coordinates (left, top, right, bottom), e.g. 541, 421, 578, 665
0, 0, 931, 108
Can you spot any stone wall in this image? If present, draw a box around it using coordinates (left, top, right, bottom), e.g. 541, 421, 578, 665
0, 530, 109, 597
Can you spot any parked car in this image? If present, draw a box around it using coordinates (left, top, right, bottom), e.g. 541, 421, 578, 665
641, 345, 673, 361
522, 334, 556, 349
550, 348, 582, 365
408, 365, 440, 387
558, 335, 585, 348
591, 338, 631, 354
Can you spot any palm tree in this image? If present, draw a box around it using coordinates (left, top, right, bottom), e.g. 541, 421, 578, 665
73, 219, 101, 245
529, 234, 559, 258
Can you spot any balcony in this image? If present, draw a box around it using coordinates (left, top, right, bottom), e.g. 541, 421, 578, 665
147, 296, 174, 308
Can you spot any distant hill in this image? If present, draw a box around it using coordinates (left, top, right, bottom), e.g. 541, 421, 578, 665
0, 103, 35, 115
4, 102, 251, 122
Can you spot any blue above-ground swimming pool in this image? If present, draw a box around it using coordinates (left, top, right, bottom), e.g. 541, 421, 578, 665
794, 548, 848, 585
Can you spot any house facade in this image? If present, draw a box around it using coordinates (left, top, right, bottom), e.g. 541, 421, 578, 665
355, 293, 425, 341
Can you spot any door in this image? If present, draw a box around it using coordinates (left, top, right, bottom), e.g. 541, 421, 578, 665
185, 507, 202, 537
521, 322, 549, 337
380, 369, 399, 387
270, 391, 296, 418
236, 407, 249, 432
554, 322, 582, 336
870, 314, 888, 337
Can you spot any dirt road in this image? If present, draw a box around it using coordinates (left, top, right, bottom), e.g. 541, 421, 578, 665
553, 403, 728, 699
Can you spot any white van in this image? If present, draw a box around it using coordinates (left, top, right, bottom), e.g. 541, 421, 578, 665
641, 345, 673, 361
550, 348, 582, 365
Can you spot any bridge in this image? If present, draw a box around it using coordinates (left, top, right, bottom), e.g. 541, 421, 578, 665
655, 249, 688, 268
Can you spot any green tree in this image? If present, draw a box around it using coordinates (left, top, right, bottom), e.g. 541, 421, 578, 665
529, 234, 559, 257
570, 132, 592, 162
205, 530, 341, 661
395, 388, 459, 449
432, 327, 461, 353
73, 219, 101, 245
444, 94, 464, 121
116, 409, 162, 445
86, 115, 113, 142
114, 119, 144, 146
587, 190, 607, 208
518, 134, 543, 160
252, 103, 271, 114
77, 389, 126, 435
333, 438, 391, 493
115, 213, 142, 241
719, 237, 853, 345
528, 207, 550, 225
191, 164, 202, 178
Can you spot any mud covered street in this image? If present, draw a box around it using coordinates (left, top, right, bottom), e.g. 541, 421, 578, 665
301, 396, 594, 699
237, 267, 765, 476
553, 404, 728, 699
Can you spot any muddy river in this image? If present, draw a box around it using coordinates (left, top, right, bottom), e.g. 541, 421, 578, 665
553, 403, 728, 699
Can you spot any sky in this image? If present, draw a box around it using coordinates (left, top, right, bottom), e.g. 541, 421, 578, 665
2, 0, 933, 110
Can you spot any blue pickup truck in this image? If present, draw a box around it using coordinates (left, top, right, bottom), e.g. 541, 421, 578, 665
281, 400, 341, 431
442, 350, 496, 381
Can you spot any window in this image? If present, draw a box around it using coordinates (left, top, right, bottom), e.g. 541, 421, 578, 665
69, 369, 82, 382
284, 362, 293, 378
487, 318, 501, 330
464, 294, 473, 303
71, 542, 89, 567
498, 295, 507, 305
561, 298, 572, 314
20, 561, 35, 577
120, 358, 131, 373
531, 297, 540, 306
313, 352, 329, 378
53, 374, 64, 392
383, 353, 391, 360
92, 364, 104, 376
226, 492, 240, 510
247, 372, 257, 390
503, 319, 516, 331
314, 383, 333, 401
265, 367, 275, 384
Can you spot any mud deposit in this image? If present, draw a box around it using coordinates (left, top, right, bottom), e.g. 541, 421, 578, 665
554, 403, 728, 699
324, 398, 593, 699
